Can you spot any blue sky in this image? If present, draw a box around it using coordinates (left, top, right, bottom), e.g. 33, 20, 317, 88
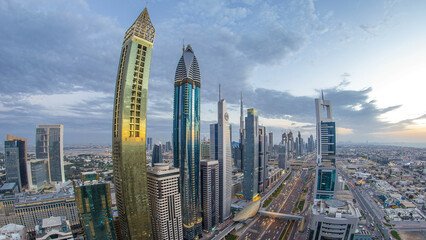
0, 0, 425, 146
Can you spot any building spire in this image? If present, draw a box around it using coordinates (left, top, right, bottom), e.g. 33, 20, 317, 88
219, 84, 221, 101
182, 39, 185, 53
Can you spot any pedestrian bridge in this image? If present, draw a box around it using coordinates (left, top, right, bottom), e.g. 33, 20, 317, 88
232, 200, 303, 222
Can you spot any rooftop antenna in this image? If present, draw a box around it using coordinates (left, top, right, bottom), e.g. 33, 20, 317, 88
145, 1, 148, 8
219, 84, 221, 101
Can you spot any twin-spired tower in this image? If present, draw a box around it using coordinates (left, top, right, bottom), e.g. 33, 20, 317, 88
173, 45, 203, 239
112, 7, 155, 240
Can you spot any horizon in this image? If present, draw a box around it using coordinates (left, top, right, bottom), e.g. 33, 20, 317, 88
1, 0, 425, 147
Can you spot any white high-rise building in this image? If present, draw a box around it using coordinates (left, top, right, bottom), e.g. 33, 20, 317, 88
210, 85, 232, 222
147, 163, 183, 240
200, 160, 219, 232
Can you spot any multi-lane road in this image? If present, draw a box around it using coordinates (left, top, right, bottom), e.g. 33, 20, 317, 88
339, 169, 390, 240
238, 169, 311, 240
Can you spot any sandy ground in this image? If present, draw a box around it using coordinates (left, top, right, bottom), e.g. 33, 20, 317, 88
398, 231, 426, 240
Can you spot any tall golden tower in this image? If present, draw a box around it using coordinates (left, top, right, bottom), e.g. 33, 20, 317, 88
112, 7, 155, 240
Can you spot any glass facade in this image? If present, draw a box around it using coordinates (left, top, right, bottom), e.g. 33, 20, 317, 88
314, 98, 337, 200
75, 183, 116, 240
36, 125, 64, 183
75, 182, 116, 240
243, 109, 259, 201
112, 7, 155, 240
173, 45, 202, 239
4, 140, 22, 191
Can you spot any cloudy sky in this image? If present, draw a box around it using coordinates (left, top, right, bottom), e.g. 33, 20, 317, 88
0, 0, 425, 147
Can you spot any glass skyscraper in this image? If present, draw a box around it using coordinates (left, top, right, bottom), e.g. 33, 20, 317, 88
4, 135, 28, 191
314, 96, 337, 199
173, 44, 202, 239
112, 7, 155, 239
75, 172, 116, 240
36, 124, 64, 183
243, 108, 259, 201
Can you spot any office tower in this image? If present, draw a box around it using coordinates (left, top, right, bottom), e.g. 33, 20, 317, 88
147, 137, 153, 151
307, 134, 313, 153
232, 143, 242, 170
36, 124, 64, 183
152, 144, 163, 166
258, 126, 267, 193
288, 131, 294, 160
173, 44, 202, 239
314, 95, 337, 199
268, 132, 274, 154
243, 109, 259, 201
27, 159, 49, 190
112, 6, 155, 239
278, 153, 286, 170
298, 131, 303, 156
239, 92, 244, 171
165, 141, 172, 152
200, 160, 219, 232
282, 132, 288, 163
4, 135, 28, 191
200, 141, 210, 160
310, 199, 358, 239
75, 172, 116, 240
210, 124, 218, 161
209, 86, 232, 221
147, 164, 183, 240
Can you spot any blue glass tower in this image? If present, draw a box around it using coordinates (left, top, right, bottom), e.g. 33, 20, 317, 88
314, 96, 337, 199
173, 44, 202, 239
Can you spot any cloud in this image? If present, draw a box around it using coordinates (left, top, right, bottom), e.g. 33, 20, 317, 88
0, 0, 421, 145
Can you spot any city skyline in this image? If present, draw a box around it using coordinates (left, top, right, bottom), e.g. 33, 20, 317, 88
0, 0, 425, 147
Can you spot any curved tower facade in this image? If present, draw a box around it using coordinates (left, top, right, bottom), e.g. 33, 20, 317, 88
112, 7, 155, 240
173, 45, 202, 239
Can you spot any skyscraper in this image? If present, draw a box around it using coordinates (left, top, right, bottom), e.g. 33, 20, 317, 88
4, 135, 28, 191
147, 137, 153, 151
314, 95, 337, 199
173, 44, 202, 239
152, 144, 163, 166
239, 92, 245, 171
74, 172, 116, 240
268, 132, 274, 154
308, 134, 314, 153
243, 108, 259, 201
215, 86, 232, 221
210, 124, 218, 161
298, 131, 303, 156
36, 124, 64, 183
258, 126, 267, 193
288, 131, 294, 160
200, 160, 219, 232
279, 132, 288, 170
147, 164, 183, 240
200, 140, 210, 160
112, 7, 155, 239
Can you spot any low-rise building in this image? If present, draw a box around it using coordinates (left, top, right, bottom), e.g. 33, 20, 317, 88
309, 199, 359, 240
34, 216, 73, 240
0, 223, 26, 240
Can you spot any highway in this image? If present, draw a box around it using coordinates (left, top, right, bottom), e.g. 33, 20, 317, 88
238, 169, 310, 240
340, 169, 390, 240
